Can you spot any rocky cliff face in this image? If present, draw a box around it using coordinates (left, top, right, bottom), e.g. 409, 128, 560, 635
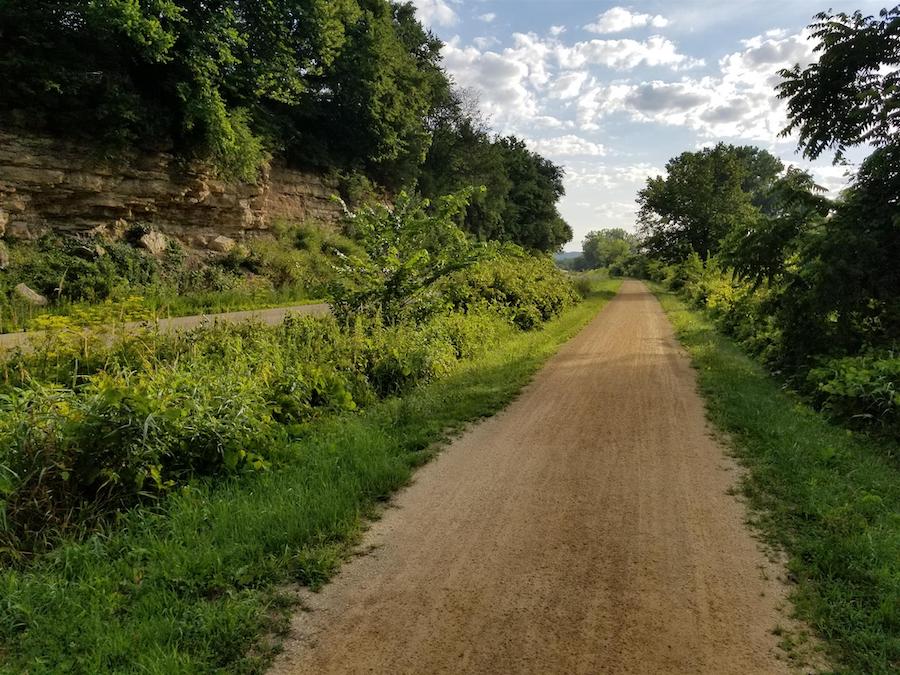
0, 131, 343, 248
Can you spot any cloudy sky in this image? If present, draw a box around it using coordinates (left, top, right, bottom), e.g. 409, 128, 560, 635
411, 0, 885, 251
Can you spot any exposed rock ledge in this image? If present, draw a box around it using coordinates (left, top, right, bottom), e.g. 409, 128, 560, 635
0, 131, 343, 247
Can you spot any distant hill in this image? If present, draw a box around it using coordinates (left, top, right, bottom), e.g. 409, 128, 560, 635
554, 251, 583, 261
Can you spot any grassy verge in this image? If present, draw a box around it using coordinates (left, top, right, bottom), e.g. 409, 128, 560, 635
0, 278, 620, 673
652, 286, 900, 674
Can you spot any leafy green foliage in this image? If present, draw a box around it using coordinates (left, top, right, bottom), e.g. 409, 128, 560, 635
330, 190, 479, 323
580, 228, 645, 275
417, 90, 573, 251
0, 227, 337, 333
0, 0, 439, 182
778, 7, 900, 160
439, 246, 580, 329
637, 70, 899, 437
808, 351, 900, 435
637, 144, 783, 263
0, 196, 580, 558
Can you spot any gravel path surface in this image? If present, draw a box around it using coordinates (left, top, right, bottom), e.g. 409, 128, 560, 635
271, 281, 798, 675
0, 303, 330, 351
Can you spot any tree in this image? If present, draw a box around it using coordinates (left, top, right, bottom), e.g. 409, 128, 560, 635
496, 137, 572, 251
329, 189, 481, 323
418, 89, 512, 241
581, 229, 635, 269
719, 168, 830, 286
778, 6, 900, 160
637, 144, 781, 263
418, 94, 572, 252
775, 6, 900, 359
0, 0, 361, 179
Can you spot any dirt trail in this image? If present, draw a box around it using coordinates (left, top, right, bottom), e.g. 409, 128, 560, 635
272, 281, 797, 675
0, 303, 329, 352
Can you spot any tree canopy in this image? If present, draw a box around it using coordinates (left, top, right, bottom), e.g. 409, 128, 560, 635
0, 0, 572, 251
778, 6, 900, 159
638, 7, 900, 376
637, 144, 783, 263
581, 229, 635, 270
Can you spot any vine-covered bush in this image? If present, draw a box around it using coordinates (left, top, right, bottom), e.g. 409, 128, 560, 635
440, 245, 580, 330
659, 256, 899, 439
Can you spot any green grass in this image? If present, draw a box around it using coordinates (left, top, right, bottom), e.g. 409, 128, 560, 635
0, 278, 620, 673
652, 286, 900, 674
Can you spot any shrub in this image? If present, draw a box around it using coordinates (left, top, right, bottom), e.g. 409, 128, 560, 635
440, 246, 579, 330
0, 278, 563, 557
808, 351, 900, 437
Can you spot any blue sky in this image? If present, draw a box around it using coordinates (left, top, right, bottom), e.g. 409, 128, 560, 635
411, 1, 887, 251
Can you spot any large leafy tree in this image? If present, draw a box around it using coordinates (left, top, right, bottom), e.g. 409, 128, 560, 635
418, 92, 572, 252
581, 229, 636, 270
0, 0, 360, 178
775, 5, 900, 359
497, 137, 571, 251
778, 6, 900, 160
637, 144, 782, 263
0, 0, 572, 251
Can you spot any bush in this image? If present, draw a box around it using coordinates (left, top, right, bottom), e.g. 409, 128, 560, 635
440, 246, 579, 330
808, 351, 900, 437
0, 284, 557, 557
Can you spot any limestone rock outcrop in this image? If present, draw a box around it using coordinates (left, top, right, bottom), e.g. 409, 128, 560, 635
0, 131, 343, 246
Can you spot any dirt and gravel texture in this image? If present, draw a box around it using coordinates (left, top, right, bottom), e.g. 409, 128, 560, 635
0, 303, 329, 352
271, 280, 809, 675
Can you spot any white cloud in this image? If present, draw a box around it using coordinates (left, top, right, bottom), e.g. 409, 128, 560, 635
550, 25, 567, 36
574, 29, 818, 140
412, 0, 458, 27
441, 31, 700, 130
558, 36, 704, 71
567, 162, 664, 190
585, 7, 669, 34
442, 38, 539, 124
549, 71, 589, 99
478, 12, 496, 23
473, 36, 500, 50
593, 201, 638, 220
528, 135, 608, 157
807, 164, 854, 196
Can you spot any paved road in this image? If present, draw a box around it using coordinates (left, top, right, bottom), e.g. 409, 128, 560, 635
0, 303, 330, 351
271, 281, 799, 675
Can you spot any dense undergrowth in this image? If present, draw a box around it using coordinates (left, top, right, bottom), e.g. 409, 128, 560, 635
649, 257, 899, 440
655, 287, 900, 674
0, 265, 615, 672
0, 193, 581, 562
0, 221, 359, 333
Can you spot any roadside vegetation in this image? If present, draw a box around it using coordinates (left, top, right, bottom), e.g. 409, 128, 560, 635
631, 8, 899, 441
655, 289, 899, 673
0, 221, 355, 333
0, 237, 615, 672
